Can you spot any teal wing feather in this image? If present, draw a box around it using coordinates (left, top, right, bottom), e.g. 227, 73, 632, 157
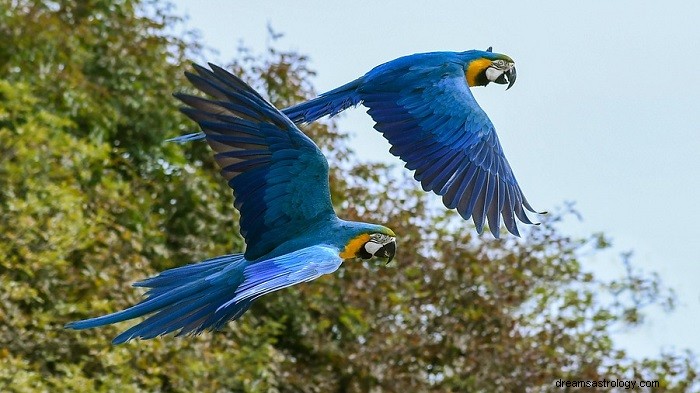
358, 56, 537, 237
176, 64, 336, 260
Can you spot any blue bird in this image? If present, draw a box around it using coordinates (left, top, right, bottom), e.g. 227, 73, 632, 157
172, 48, 540, 238
66, 64, 397, 344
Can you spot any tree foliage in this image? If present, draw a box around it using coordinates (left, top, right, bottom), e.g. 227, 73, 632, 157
1, 1, 698, 392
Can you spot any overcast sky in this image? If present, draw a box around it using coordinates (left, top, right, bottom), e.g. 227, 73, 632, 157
172, 0, 700, 359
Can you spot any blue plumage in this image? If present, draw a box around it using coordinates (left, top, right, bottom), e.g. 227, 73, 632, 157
66, 254, 247, 343
283, 50, 539, 237
67, 64, 397, 343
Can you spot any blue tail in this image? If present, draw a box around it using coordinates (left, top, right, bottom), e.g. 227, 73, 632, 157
66, 254, 252, 344
167, 78, 363, 143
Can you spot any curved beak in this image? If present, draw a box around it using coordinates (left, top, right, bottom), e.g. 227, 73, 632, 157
377, 240, 396, 264
494, 65, 517, 90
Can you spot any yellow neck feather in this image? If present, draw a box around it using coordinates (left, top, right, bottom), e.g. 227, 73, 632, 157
466, 58, 493, 87
339, 233, 370, 259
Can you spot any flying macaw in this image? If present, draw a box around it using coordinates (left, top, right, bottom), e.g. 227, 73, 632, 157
173, 48, 540, 238
66, 64, 397, 344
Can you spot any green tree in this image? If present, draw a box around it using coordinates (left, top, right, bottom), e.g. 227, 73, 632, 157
0, 1, 698, 392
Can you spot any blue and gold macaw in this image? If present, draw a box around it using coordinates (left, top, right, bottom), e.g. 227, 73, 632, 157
66, 64, 397, 344
174, 48, 540, 237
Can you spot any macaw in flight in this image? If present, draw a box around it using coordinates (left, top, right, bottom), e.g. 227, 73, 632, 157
173, 48, 541, 238
66, 64, 397, 344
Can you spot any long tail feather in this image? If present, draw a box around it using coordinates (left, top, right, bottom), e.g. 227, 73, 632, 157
66, 245, 343, 344
66, 254, 249, 344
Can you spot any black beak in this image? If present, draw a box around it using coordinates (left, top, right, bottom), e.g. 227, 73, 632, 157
377, 241, 396, 264
494, 65, 517, 90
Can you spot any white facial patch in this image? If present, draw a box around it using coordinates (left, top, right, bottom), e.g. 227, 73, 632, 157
364, 241, 384, 256
485, 67, 504, 83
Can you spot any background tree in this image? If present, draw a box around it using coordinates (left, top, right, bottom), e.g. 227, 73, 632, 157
0, 1, 698, 391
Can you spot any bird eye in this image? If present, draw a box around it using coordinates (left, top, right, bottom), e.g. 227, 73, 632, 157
370, 233, 389, 242
492, 59, 507, 68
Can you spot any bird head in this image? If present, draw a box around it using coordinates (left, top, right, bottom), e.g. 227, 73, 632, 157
465, 47, 517, 90
340, 229, 396, 264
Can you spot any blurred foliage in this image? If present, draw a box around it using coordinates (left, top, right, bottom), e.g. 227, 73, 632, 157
1, 0, 698, 392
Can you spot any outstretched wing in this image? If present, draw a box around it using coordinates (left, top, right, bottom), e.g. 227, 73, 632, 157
358, 58, 538, 237
176, 64, 336, 260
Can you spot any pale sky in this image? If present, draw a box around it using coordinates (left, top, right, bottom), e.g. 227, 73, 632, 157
172, 0, 700, 360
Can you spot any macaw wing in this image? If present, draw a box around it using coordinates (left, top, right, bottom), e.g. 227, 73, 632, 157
176, 64, 336, 260
359, 62, 537, 237
220, 244, 342, 310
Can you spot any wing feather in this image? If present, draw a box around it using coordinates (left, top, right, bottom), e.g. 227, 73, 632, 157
357, 54, 537, 236
177, 65, 336, 260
